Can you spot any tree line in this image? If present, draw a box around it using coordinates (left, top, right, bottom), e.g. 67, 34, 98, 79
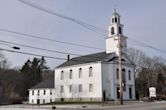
0, 53, 53, 104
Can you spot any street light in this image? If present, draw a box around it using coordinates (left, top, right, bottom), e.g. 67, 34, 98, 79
12, 46, 20, 50
0, 42, 21, 50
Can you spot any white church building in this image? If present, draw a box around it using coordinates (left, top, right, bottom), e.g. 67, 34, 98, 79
54, 12, 136, 102
28, 11, 135, 104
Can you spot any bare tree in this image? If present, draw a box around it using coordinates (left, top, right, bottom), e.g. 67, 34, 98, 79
127, 48, 166, 98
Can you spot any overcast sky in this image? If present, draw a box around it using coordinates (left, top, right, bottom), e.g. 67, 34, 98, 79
0, 0, 166, 69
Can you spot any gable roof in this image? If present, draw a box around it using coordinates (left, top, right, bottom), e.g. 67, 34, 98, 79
56, 52, 114, 68
30, 75, 54, 89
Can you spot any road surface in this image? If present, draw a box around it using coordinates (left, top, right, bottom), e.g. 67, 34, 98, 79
0, 102, 166, 110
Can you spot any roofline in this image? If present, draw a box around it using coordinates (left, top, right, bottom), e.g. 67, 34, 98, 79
55, 61, 102, 69
28, 88, 55, 90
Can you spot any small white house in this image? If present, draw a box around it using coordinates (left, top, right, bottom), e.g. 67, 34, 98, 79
54, 11, 136, 102
28, 76, 56, 104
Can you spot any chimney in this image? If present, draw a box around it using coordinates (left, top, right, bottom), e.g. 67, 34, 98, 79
67, 55, 70, 61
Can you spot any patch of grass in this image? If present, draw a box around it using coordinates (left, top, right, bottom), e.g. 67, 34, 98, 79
44, 101, 103, 105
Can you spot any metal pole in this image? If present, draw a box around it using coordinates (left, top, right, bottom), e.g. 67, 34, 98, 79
118, 35, 123, 105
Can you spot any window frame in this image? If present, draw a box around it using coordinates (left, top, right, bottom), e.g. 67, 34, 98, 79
111, 27, 114, 35
43, 90, 46, 95
69, 85, 72, 93
79, 84, 82, 92
79, 68, 82, 78
122, 68, 126, 91
89, 83, 93, 92
116, 69, 119, 80
60, 86, 64, 93
37, 90, 40, 96
128, 70, 131, 80
69, 69, 73, 79
119, 27, 122, 34
61, 71, 64, 80
32, 90, 34, 95
89, 66, 93, 77
112, 18, 114, 23
115, 17, 117, 23
50, 90, 52, 95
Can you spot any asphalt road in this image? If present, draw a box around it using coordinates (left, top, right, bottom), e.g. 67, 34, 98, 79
89, 103, 166, 110
0, 102, 166, 110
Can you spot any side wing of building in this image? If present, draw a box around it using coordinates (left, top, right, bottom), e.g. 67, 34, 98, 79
28, 76, 55, 104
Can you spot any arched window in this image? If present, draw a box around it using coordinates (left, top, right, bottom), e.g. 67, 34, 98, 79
69, 69, 72, 79
60, 85, 64, 93
69, 85, 72, 92
79, 84, 82, 92
50, 90, 52, 95
119, 27, 122, 34
89, 83, 93, 92
37, 90, 40, 96
32, 90, 34, 95
116, 69, 119, 80
43, 90, 46, 95
115, 17, 117, 23
61, 71, 64, 80
122, 69, 126, 82
122, 68, 126, 91
128, 70, 131, 80
79, 68, 82, 78
112, 18, 114, 23
118, 18, 120, 23
111, 27, 114, 35
89, 66, 93, 77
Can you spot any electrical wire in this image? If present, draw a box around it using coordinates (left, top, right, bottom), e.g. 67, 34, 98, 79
18, 0, 107, 36
0, 39, 120, 61
18, 0, 166, 55
0, 39, 80, 56
0, 28, 106, 51
128, 38, 166, 54
0, 47, 133, 66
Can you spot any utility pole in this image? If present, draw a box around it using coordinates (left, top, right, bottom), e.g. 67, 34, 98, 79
118, 35, 123, 105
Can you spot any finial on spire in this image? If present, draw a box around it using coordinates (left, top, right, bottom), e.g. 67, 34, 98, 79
114, 4, 117, 13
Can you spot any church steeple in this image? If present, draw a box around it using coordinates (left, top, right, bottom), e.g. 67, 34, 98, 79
106, 11, 127, 55
109, 12, 123, 37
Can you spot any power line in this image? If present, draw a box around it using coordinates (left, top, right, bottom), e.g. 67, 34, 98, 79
0, 47, 133, 67
0, 39, 121, 62
1, 25, 166, 57
0, 28, 106, 51
18, 0, 107, 36
128, 38, 166, 54
0, 47, 107, 64
0, 29, 131, 62
0, 40, 80, 57
0, 47, 66, 61
1, 26, 166, 57
18, 0, 166, 55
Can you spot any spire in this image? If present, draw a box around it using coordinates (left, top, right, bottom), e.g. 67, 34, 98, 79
114, 4, 117, 13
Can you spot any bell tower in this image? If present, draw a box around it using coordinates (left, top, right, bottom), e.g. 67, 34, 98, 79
106, 11, 127, 55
